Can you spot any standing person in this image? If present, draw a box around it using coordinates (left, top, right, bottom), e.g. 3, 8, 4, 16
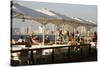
56, 29, 64, 44
92, 32, 97, 42
67, 31, 70, 42
26, 33, 33, 47
75, 31, 80, 42
71, 32, 74, 39
63, 31, 69, 43
58, 30, 64, 43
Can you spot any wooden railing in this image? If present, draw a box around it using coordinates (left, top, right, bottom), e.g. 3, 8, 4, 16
11, 44, 91, 65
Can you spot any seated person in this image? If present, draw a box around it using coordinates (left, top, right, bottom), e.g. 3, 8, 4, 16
56, 36, 62, 44
92, 32, 97, 42
44, 35, 50, 44
79, 38, 84, 45
17, 36, 25, 44
79, 38, 86, 48
90, 42, 97, 47
11, 39, 16, 45
68, 38, 78, 46
32, 35, 41, 45
68, 38, 78, 51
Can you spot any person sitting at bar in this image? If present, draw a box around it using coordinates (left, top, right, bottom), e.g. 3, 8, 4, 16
79, 38, 84, 45
68, 38, 78, 51
32, 35, 41, 45
11, 39, 16, 45
44, 35, 50, 44
68, 38, 78, 46
17, 36, 25, 44
56, 35, 63, 44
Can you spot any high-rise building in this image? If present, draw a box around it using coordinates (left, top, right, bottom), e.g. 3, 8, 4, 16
12, 28, 20, 35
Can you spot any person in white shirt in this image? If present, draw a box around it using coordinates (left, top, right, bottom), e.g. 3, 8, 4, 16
17, 36, 25, 43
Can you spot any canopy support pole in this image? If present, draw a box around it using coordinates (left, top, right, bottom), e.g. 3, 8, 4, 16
42, 24, 45, 46
54, 25, 56, 45
74, 28, 75, 39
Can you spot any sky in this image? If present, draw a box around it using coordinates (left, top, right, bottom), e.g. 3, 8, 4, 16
12, 0, 97, 22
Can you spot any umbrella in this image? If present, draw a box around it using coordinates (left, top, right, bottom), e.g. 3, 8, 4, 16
12, 3, 62, 45
12, 3, 82, 45
72, 17, 97, 29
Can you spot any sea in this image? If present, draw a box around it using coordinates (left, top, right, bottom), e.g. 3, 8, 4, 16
11, 35, 55, 41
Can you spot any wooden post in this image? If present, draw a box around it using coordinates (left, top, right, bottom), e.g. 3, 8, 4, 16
52, 48, 55, 63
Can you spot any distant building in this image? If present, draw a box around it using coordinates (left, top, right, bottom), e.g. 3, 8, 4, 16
12, 28, 20, 35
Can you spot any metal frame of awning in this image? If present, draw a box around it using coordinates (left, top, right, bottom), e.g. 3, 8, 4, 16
11, 3, 97, 46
